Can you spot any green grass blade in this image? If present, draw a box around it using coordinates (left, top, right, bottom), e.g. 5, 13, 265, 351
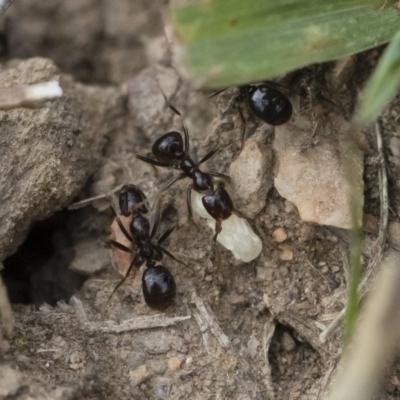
358, 29, 400, 124
170, 0, 399, 87
344, 197, 363, 349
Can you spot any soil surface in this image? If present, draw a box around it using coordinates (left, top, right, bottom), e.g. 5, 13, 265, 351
1, 1, 400, 400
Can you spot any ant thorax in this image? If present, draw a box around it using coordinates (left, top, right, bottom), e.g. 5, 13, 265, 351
190, 190, 262, 262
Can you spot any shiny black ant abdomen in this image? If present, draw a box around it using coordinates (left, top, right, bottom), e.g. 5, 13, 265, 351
107, 184, 180, 310
246, 84, 292, 126
142, 265, 176, 310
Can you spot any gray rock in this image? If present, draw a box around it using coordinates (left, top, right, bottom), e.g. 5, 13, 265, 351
229, 139, 274, 217
0, 58, 122, 261
274, 116, 364, 229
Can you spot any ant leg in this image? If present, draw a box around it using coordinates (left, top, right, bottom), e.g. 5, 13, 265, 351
203, 171, 231, 182
214, 241, 221, 270
159, 172, 186, 193
158, 245, 193, 272
203, 240, 222, 279
135, 154, 171, 168
68, 184, 124, 210
102, 254, 142, 313
167, 103, 190, 155
213, 218, 223, 242
150, 198, 161, 239
110, 205, 133, 242
106, 239, 131, 253
209, 88, 241, 117
198, 146, 219, 165
157, 225, 175, 245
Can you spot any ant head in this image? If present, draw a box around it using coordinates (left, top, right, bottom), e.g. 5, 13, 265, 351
119, 184, 148, 216
202, 186, 233, 220
152, 131, 185, 163
142, 265, 176, 310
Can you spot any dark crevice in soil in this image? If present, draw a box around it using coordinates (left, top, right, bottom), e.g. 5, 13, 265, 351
1, 211, 86, 306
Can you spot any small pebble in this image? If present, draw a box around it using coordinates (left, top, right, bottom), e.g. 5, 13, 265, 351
168, 357, 182, 372
256, 266, 268, 281
321, 266, 329, 274
363, 213, 379, 233
272, 227, 288, 243
284, 200, 297, 214
229, 294, 246, 305
129, 365, 151, 386
389, 136, 400, 157
299, 225, 315, 242
147, 360, 166, 375
184, 357, 193, 367
279, 244, 294, 261
247, 336, 260, 358
279, 266, 289, 277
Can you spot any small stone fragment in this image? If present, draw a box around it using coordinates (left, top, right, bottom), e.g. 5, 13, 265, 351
363, 214, 379, 234
129, 365, 151, 387
284, 200, 297, 214
281, 332, 296, 352
388, 221, 400, 247
167, 356, 182, 372
229, 139, 274, 217
389, 137, 400, 157
274, 116, 364, 229
247, 336, 260, 358
279, 244, 294, 261
321, 266, 329, 274
229, 294, 246, 305
147, 360, 167, 375
272, 227, 287, 243
223, 354, 237, 371
0, 366, 22, 397
299, 225, 315, 242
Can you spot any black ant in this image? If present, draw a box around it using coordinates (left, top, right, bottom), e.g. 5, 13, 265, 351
135, 103, 247, 243
211, 83, 292, 152
106, 184, 183, 310
244, 84, 292, 126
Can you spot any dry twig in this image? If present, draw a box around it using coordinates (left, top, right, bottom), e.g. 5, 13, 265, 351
88, 314, 191, 333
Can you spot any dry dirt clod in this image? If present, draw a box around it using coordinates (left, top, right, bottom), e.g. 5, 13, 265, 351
0, 58, 123, 261
279, 244, 294, 261
229, 139, 274, 217
129, 365, 151, 387
274, 115, 364, 229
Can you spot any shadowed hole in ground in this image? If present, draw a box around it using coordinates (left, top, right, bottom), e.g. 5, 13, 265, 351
1, 211, 87, 306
